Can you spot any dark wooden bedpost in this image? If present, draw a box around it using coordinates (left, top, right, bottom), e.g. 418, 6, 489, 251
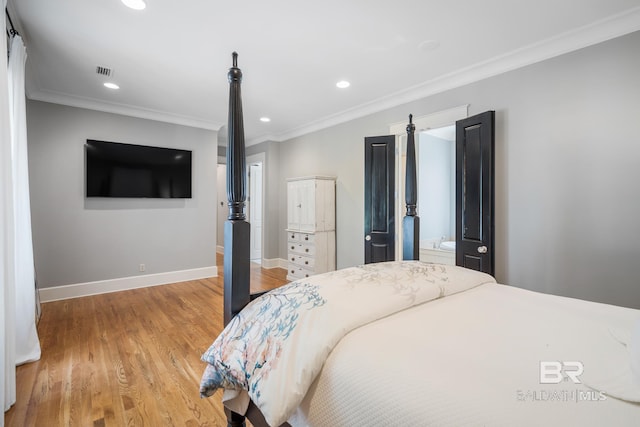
223, 52, 250, 427
403, 114, 420, 260
224, 52, 250, 325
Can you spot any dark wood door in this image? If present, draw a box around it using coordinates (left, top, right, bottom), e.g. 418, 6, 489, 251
364, 135, 395, 263
455, 111, 495, 275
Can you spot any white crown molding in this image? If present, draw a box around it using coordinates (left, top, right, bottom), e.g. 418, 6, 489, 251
246, 133, 279, 147
38, 266, 218, 302
270, 6, 640, 144
28, 88, 223, 131
22, 6, 640, 142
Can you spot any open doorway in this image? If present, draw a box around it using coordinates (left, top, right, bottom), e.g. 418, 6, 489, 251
247, 154, 264, 265
388, 105, 468, 261
417, 125, 456, 265
216, 152, 265, 266
216, 163, 227, 253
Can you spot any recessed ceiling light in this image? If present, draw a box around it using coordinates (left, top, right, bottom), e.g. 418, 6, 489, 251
104, 82, 120, 90
336, 80, 350, 89
260, 117, 271, 123
122, 0, 146, 10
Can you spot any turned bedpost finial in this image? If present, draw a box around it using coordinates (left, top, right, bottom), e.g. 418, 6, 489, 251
406, 113, 415, 134
232, 51, 238, 68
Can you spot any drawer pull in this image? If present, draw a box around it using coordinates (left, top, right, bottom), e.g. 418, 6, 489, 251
305, 248, 309, 253
304, 236, 309, 241
291, 270, 295, 274
305, 261, 309, 265
291, 257, 295, 261
291, 246, 294, 250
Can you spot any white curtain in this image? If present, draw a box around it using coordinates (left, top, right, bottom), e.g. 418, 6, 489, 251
9, 29, 41, 365
2, 0, 14, 415
3, 4, 42, 415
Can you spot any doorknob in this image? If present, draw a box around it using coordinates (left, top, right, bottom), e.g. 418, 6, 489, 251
477, 245, 488, 254
365, 235, 371, 241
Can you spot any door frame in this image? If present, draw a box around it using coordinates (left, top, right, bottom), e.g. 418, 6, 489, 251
247, 152, 265, 264
387, 105, 469, 259
216, 161, 227, 253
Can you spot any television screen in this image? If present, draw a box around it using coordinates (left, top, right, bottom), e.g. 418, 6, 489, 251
85, 139, 192, 198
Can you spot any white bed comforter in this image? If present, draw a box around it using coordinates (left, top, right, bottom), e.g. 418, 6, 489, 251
201, 261, 640, 426
291, 280, 640, 426
200, 261, 495, 426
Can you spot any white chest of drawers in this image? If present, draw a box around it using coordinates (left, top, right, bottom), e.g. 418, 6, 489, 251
286, 177, 336, 281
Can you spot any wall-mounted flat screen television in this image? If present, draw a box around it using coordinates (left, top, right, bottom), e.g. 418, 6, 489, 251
85, 139, 192, 198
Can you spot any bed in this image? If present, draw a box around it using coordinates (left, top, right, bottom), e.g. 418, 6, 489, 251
201, 53, 640, 427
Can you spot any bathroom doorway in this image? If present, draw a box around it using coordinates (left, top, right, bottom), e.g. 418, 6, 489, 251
417, 125, 456, 265
388, 107, 494, 274
388, 105, 468, 262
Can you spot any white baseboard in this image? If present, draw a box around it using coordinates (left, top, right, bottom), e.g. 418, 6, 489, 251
261, 258, 288, 269
38, 266, 218, 303
217, 250, 287, 270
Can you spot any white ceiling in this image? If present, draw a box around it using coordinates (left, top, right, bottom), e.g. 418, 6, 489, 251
7, 0, 640, 144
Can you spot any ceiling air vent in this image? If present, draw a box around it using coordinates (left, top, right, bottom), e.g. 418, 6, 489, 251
96, 66, 112, 77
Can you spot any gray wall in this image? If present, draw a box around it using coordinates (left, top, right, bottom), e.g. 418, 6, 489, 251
279, 120, 371, 270
26, 31, 640, 308
276, 31, 640, 309
27, 101, 218, 288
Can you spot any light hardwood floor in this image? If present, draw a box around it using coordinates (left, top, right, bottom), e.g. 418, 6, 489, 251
4, 254, 288, 426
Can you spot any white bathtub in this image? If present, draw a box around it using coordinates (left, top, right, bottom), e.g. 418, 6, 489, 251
439, 241, 456, 251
